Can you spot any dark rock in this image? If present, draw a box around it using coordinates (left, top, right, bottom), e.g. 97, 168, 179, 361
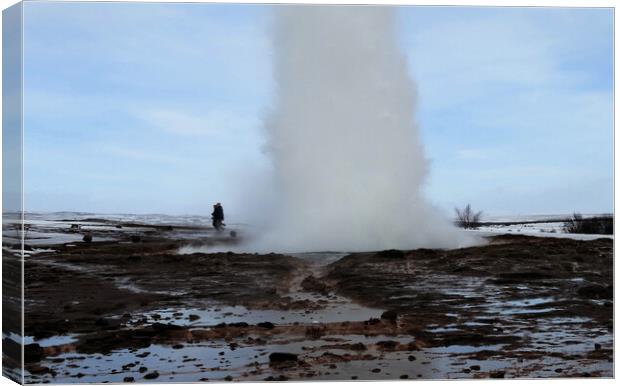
300, 275, 328, 294
269, 352, 298, 363
364, 318, 380, 325
229, 322, 249, 328
172, 344, 184, 349
82, 232, 93, 243
380, 310, 398, 322
470, 365, 480, 371
264, 375, 289, 381
376, 340, 399, 350
371, 368, 381, 373
188, 314, 200, 321
577, 285, 613, 300
408, 355, 416, 361
139, 367, 148, 373
400, 374, 409, 379
463, 369, 471, 374
25, 343, 44, 363
498, 271, 552, 281
490, 371, 505, 378
595, 343, 602, 351
350, 343, 367, 351
151, 323, 184, 332
144, 372, 159, 380
257, 322, 275, 329
123, 377, 134, 382
224, 376, 233, 381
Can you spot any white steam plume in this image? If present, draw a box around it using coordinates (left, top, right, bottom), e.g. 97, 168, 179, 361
253, 6, 475, 252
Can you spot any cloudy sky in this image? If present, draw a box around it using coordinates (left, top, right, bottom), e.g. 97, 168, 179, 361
22, 2, 613, 218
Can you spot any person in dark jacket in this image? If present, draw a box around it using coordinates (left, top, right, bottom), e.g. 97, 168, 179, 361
212, 202, 224, 230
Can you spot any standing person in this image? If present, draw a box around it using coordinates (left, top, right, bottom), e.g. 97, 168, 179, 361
212, 202, 224, 231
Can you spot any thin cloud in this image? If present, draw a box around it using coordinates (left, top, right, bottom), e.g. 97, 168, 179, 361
134, 108, 260, 137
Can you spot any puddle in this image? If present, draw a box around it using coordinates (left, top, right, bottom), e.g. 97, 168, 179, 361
24, 335, 78, 347
113, 278, 189, 297
130, 302, 383, 327
30, 334, 433, 383
497, 307, 558, 315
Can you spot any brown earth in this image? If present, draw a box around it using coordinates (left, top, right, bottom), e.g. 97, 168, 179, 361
9, 227, 614, 382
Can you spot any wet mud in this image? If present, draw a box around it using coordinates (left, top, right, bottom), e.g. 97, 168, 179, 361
4, 218, 613, 382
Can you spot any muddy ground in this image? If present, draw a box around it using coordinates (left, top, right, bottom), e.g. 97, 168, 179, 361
2, 218, 614, 382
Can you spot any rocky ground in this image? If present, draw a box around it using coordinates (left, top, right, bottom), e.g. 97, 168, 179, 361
2, 218, 614, 383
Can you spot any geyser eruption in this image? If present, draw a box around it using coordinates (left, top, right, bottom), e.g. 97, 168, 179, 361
259, 6, 472, 252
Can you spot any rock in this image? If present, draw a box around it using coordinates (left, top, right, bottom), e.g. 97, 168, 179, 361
138, 367, 148, 373
257, 322, 275, 329
82, 232, 93, 243
470, 365, 480, 371
400, 374, 409, 379
229, 322, 249, 328
380, 310, 398, 322
408, 355, 416, 361
123, 377, 134, 382
230, 231, 237, 238
577, 284, 613, 300
371, 368, 381, 373
144, 371, 159, 380
497, 272, 552, 281
172, 344, 184, 349
264, 375, 288, 381
188, 314, 200, 321
130, 235, 141, 243
595, 343, 602, 351
462, 369, 471, 374
24, 343, 44, 363
364, 318, 380, 325
151, 323, 184, 332
350, 343, 367, 351
300, 275, 328, 294
269, 352, 298, 363
490, 371, 505, 378
376, 340, 399, 350
224, 376, 233, 381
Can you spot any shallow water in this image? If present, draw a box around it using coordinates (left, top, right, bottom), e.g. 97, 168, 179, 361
128, 301, 383, 327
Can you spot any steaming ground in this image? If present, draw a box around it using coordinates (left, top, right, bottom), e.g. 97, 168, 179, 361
253, 6, 472, 252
